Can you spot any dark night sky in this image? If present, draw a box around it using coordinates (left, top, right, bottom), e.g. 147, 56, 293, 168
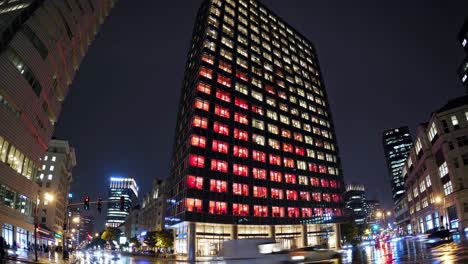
54, 0, 468, 227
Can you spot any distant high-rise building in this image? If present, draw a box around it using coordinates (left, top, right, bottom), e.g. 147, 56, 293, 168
36, 139, 76, 246
458, 17, 468, 93
382, 126, 413, 204
166, 0, 345, 259
343, 184, 367, 225
0, 0, 116, 248
365, 200, 381, 225
106, 177, 139, 228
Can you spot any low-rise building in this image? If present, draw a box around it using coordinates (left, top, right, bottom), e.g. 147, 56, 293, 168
139, 179, 167, 232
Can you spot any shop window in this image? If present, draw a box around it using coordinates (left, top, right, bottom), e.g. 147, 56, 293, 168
233, 203, 249, 216
216, 89, 231, 102
212, 140, 229, 154
286, 190, 298, 200
235, 98, 249, 110
192, 116, 208, 129
253, 168, 267, 180
234, 128, 249, 141
213, 122, 229, 136
284, 173, 296, 184
301, 208, 312, 217
271, 188, 283, 199
233, 146, 249, 158
287, 207, 299, 218
283, 158, 295, 168
253, 186, 268, 198
321, 179, 329, 187
214, 105, 230, 118
185, 198, 202, 212
189, 154, 205, 168
190, 135, 206, 148
299, 191, 310, 201
210, 159, 228, 172
272, 206, 285, 217
197, 82, 211, 95
295, 146, 305, 156
195, 98, 210, 111
270, 171, 282, 182
254, 205, 268, 217
233, 164, 249, 176
217, 75, 232, 88
233, 183, 249, 196
312, 192, 321, 201
210, 179, 227, 192
209, 201, 227, 215
234, 112, 249, 124
269, 154, 281, 166
187, 175, 203, 190
199, 67, 213, 79
283, 143, 293, 153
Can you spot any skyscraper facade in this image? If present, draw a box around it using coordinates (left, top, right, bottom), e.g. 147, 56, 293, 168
166, 0, 345, 259
382, 126, 413, 205
458, 17, 468, 93
343, 184, 367, 225
0, 0, 116, 246
106, 177, 139, 228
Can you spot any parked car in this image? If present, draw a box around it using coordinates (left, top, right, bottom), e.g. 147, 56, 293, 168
289, 246, 341, 263
219, 238, 292, 263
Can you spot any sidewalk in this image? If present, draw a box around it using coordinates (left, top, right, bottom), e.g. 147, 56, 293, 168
6, 250, 68, 264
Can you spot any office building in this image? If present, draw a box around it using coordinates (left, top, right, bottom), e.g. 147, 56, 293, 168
0, 0, 116, 248
35, 139, 76, 246
458, 17, 468, 93
106, 177, 139, 228
166, 0, 345, 259
343, 184, 367, 225
365, 200, 381, 225
403, 95, 468, 236
382, 126, 413, 204
140, 179, 167, 232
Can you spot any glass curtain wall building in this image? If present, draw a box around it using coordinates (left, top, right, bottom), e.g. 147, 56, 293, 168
166, 0, 345, 259
0, 0, 116, 246
106, 177, 139, 228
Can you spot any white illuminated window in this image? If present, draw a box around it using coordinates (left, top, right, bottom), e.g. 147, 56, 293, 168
451, 116, 459, 126
443, 181, 453, 195
463, 75, 467, 83
415, 138, 422, 154
425, 175, 431, 187
438, 162, 448, 177
44, 156, 48, 161
463, 38, 467, 47
49, 165, 54, 171
427, 122, 438, 141
51, 156, 56, 162
48, 174, 53, 180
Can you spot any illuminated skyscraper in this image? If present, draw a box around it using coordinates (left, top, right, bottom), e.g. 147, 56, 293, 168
382, 126, 413, 205
166, 0, 345, 259
106, 177, 139, 228
458, 17, 468, 93
0, 0, 116, 246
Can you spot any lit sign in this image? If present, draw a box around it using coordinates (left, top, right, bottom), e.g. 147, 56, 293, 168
54, 233, 62, 239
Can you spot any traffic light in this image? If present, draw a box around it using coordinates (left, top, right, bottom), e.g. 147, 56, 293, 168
84, 196, 90, 210
97, 197, 102, 213
119, 196, 125, 211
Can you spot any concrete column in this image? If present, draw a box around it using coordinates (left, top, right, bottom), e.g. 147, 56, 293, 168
188, 222, 196, 262
269, 225, 276, 239
301, 225, 307, 247
334, 223, 341, 249
12, 225, 17, 246
231, 224, 238, 240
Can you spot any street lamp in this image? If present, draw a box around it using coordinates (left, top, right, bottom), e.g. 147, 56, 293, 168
95, 233, 99, 238
72, 217, 80, 223
386, 211, 391, 217
434, 195, 448, 229
34, 192, 54, 262
376, 211, 382, 218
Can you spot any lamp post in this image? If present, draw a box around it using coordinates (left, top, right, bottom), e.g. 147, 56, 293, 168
34, 192, 54, 262
435, 196, 448, 229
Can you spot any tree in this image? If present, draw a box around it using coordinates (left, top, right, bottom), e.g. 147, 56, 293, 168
101, 227, 119, 242
155, 230, 173, 249
144, 231, 157, 249
341, 221, 359, 244
129, 236, 141, 249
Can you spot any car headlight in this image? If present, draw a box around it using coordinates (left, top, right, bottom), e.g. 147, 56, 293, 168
291, 255, 305, 260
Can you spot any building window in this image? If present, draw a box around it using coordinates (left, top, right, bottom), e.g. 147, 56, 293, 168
269, 154, 281, 166
443, 181, 453, 195
187, 175, 203, 190
189, 155, 205, 168
212, 140, 229, 154
216, 89, 231, 102
272, 206, 285, 217
284, 173, 297, 184
252, 134, 265, 146
252, 150, 266, 162
185, 198, 202, 212
312, 193, 321, 202
425, 175, 432, 187
219, 61, 232, 73
427, 122, 438, 141
210, 179, 227, 193
210, 159, 228, 172
301, 208, 312, 217
253, 186, 268, 198
268, 139, 280, 150
201, 53, 215, 64
5, 48, 42, 96
208, 201, 227, 215
233, 203, 249, 216
214, 105, 230, 118
199, 67, 213, 79
283, 158, 295, 168
233, 146, 249, 158
197, 82, 211, 94
252, 105, 264, 115
234, 98, 249, 110
270, 171, 282, 182
287, 207, 299, 218
323, 193, 331, 202
295, 147, 305, 156
233, 164, 249, 176
233, 183, 249, 196
192, 116, 208, 129
253, 168, 267, 180
451, 116, 459, 127
213, 122, 229, 136
438, 162, 449, 177
252, 118, 264, 130
234, 129, 249, 141
195, 99, 210, 111
190, 135, 206, 148
283, 143, 293, 153
271, 188, 283, 199
253, 205, 268, 217
217, 75, 232, 88
286, 190, 298, 200
234, 112, 249, 124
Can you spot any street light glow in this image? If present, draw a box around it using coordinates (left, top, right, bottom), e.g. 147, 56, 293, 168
435, 196, 442, 204
72, 217, 80, 223
376, 211, 382, 218
386, 211, 391, 216
44, 192, 54, 202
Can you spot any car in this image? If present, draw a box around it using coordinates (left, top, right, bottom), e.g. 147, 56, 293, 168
219, 238, 292, 263
289, 246, 341, 263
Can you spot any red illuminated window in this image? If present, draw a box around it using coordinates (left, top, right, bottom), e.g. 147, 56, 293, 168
282, 143, 293, 153
217, 75, 232, 88
216, 89, 231, 102
294, 133, 303, 142
236, 70, 249, 82
252, 150, 266, 162
286, 190, 298, 200
330, 180, 337, 188
265, 85, 276, 95
311, 177, 320, 187
199, 67, 213, 79
234, 128, 249, 141
190, 135, 206, 148
233, 164, 248, 176
314, 208, 323, 216
253, 186, 268, 198
188, 154, 205, 168
185, 198, 202, 212
281, 129, 291, 138
233, 146, 248, 158
287, 207, 299, 218
192, 116, 208, 129
272, 206, 285, 217
194, 98, 210, 111
208, 201, 227, 215
253, 168, 267, 180
295, 146, 305, 156
212, 140, 229, 154
210, 159, 228, 172
270, 171, 282, 182
219, 61, 232, 73
301, 208, 312, 217
283, 158, 295, 168
254, 205, 268, 217
319, 165, 328, 174
312, 192, 321, 202
271, 188, 283, 199
323, 193, 331, 202
284, 173, 297, 184
214, 105, 230, 118
233, 203, 249, 216
334, 208, 342, 216
278, 91, 287, 99
201, 53, 214, 64
234, 97, 249, 110
210, 179, 227, 193
252, 105, 264, 115
321, 179, 329, 188
332, 194, 340, 202
213, 122, 229, 136
233, 183, 249, 196
299, 191, 310, 201
253, 205, 268, 217
197, 82, 211, 94
309, 163, 318, 172
187, 175, 203, 190
269, 154, 281, 166
234, 112, 248, 124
